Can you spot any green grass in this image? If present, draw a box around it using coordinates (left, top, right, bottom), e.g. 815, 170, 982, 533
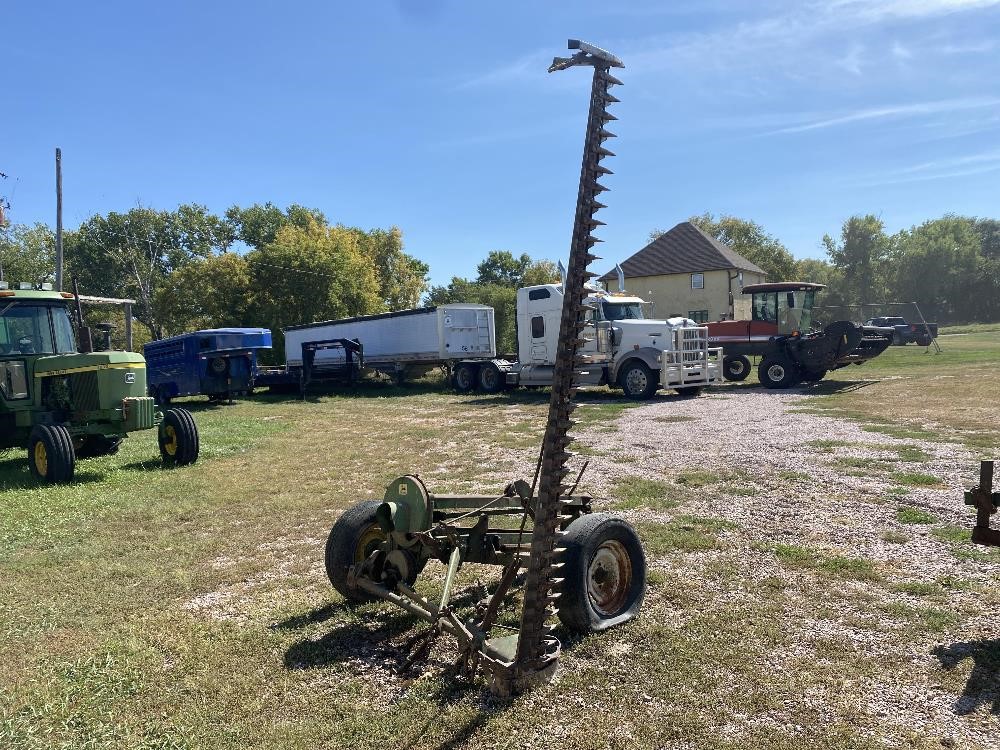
896, 506, 938, 525
675, 470, 726, 487
611, 477, 680, 511
771, 543, 881, 582
640, 515, 736, 555
891, 472, 944, 487
881, 531, 910, 544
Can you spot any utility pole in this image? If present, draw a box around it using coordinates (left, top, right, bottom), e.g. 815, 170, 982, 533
55, 148, 63, 290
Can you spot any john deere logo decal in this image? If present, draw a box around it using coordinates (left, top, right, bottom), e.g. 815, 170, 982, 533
124, 372, 135, 384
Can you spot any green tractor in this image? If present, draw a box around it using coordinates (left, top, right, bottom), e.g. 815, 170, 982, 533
0, 283, 199, 483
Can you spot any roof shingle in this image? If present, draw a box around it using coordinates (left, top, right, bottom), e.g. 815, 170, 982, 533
599, 221, 766, 281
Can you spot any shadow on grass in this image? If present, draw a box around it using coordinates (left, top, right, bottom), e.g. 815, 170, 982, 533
934, 639, 1000, 714
281, 607, 419, 670
0, 455, 105, 488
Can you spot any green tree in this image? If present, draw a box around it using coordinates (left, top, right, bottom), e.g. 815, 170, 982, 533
246, 219, 382, 358
156, 253, 253, 336
476, 251, 533, 287
822, 215, 892, 308
65, 205, 232, 339
226, 203, 327, 250
680, 213, 797, 282
356, 226, 429, 310
892, 216, 982, 322
0, 223, 56, 285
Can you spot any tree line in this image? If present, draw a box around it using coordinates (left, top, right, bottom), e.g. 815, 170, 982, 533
1, 202, 997, 359
659, 212, 1000, 324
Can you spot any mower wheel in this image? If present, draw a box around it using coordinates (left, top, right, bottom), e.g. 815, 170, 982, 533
159, 408, 199, 466
452, 364, 478, 394
28, 424, 76, 483
557, 513, 646, 633
723, 354, 751, 381
758, 357, 800, 389
478, 362, 504, 393
75, 435, 123, 458
325, 500, 426, 603
619, 360, 657, 400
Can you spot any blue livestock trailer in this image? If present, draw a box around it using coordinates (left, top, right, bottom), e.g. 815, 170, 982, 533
144, 328, 272, 404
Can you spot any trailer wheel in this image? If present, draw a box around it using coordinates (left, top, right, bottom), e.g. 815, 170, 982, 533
453, 364, 478, 394
325, 500, 426, 603
675, 386, 702, 398
557, 513, 646, 633
159, 408, 199, 466
619, 360, 657, 400
478, 363, 504, 393
28, 424, 76, 483
758, 357, 800, 389
723, 354, 751, 381
209, 356, 228, 375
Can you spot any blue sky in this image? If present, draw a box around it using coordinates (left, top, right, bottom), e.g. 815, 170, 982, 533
4, 0, 999, 285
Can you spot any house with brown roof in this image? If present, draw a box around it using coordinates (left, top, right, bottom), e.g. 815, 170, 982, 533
600, 221, 766, 322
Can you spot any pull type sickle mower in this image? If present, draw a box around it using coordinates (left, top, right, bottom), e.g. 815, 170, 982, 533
322, 40, 647, 696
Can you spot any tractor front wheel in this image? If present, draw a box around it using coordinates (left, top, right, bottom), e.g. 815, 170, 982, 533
758, 357, 801, 389
159, 408, 199, 466
723, 354, 751, 381
28, 424, 76, 483
557, 513, 647, 633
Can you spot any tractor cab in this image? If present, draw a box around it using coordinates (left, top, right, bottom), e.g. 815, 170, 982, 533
746, 282, 824, 336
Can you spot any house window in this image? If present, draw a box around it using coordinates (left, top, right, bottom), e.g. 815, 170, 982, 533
690, 273, 704, 289
688, 310, 709, 324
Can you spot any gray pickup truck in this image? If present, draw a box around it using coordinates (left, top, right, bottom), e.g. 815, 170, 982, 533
864, 316, 938, 346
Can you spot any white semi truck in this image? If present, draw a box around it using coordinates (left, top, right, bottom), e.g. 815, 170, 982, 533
279, 284, 720, 400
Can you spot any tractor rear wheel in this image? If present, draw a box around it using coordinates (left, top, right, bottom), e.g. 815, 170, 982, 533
452, 364, 477, 394
28, 424, 76, 483
758, 357, 800, 389
478, 363, 504, 393
723, 354, 751, 381
619, 360, 657, 400
557, 513, 646, 633
159, 408, 199, 466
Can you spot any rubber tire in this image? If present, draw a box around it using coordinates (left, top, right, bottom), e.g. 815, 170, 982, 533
478, 363, 504, 394
723, 355, 751, 381
918, 336, 932, 347
324, 500, 426, 603
619, 360, 657, 400
892, 333, 904, 346
159, 408, 199, 466
675, 387, 702, 398
75, 435, 123, 458
758, 357, 801, 389
209, 357, 228, 375
28, 424, 76, 483
453, 364, 478, 394
557, 513, 647, 633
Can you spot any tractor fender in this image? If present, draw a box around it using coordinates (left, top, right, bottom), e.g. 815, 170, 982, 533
376, 474, 432, 534
611, 348, 662, 383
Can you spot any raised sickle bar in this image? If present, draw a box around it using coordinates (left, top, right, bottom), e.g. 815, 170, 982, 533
500, 39, 625, 695
964, 460, 1000, 546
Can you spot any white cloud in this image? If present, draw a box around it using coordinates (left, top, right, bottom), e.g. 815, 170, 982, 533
766, 97, 1000, 134
855, 148, 1000, 185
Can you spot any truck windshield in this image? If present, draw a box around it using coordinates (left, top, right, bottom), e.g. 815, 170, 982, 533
0, 303, 77, 355
602, 301, 644, 320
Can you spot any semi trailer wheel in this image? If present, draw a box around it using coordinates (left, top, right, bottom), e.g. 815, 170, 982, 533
478, 363, 504, 393
723, 354, 751, 381
159, 408, 199, 466
27, 424, 76, 483
619, 360, 657, 400
452, 364, 477, 394
325, 500, 425, 603
758, 357, 800, 389
557, 513, 647, 633
675, 386, 702, 398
